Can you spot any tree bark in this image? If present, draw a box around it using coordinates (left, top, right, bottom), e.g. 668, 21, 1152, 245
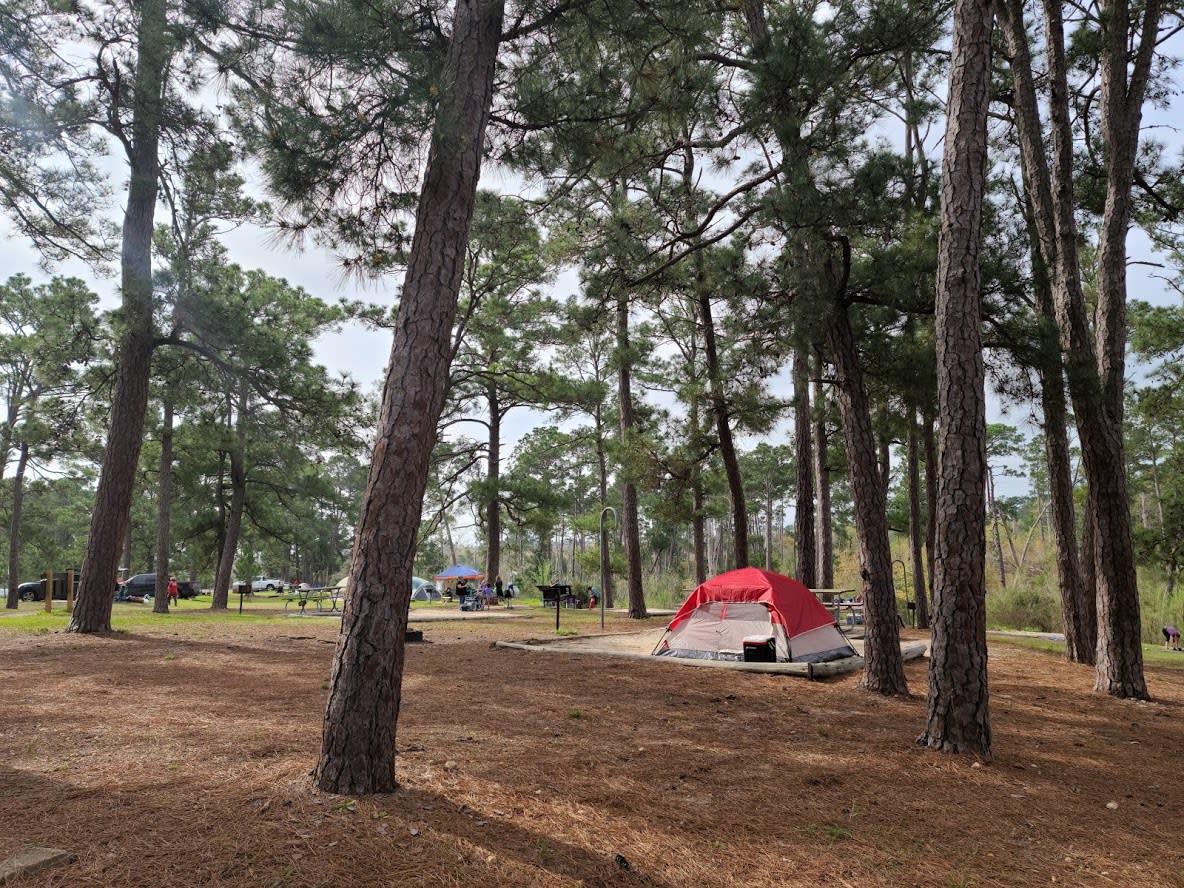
907, 411, 929, 629
825, 288, 907, 695
213, 384, 248, 611
877, 421, 891, 501
920, 0, 992, 759
997, 0, 1149, 697
5, 442, 29, 610
923, 407, 937, 622
690, 396, 707, 586
484, 385, 501, 582
595, 402, 615, 608
698, 288, 748, 569
1037, 317, 1093, 662
153, 397, 174, 614
69, 0, 168, 633
1086, 0, 1157, 698
813, 353, 834, 588
793, 347, 816, 586
987, 467, 1007, 589
314, 0, 504, 795
618, 286, 647, 618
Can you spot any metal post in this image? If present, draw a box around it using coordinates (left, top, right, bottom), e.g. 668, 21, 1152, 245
599, 507, 617, 631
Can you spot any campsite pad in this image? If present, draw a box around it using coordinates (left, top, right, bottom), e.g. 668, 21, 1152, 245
496, 628, 927, 677
1, 611, 1182, 887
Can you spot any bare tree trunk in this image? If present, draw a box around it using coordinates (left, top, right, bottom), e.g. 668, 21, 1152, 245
690, 399, 707, 586
825, 289, 907, 696
212, 448, 246, 610
1080, 486, 1098, 650
618, 285, 647, 618
153, 397, 174, 614
698, 288, 748, 569
814, 354, 834, 588
923, 407, 937, 614
877, 421, 891, 500
314, 0, 503, 795
595, 402, 615, 608
69, 0, 168, 633
794, 347, 816, 585
5, 442, 29, 610
920, 0, 992, 759
1087, 0, 1158, 698
987, 467, 1007, 589
907, 411, 929, 629
484, 386, 501, 582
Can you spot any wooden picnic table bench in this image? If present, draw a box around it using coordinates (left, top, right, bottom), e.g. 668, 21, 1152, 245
281, 586, 345, 613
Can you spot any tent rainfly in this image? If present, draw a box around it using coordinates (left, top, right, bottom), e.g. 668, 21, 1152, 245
652, 567, 855, 664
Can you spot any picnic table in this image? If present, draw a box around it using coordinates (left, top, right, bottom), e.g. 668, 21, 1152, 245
280, 586, 345, 613
537, 584, 580, 608
812, 588, 861, 625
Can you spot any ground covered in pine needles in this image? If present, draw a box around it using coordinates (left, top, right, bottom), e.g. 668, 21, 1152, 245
0, 605, 1180, 887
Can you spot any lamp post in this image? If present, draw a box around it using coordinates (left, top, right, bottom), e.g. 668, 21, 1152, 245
599, 506, 617, 631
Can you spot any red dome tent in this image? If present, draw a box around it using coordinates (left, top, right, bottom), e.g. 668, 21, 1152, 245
652, 567, 855, 664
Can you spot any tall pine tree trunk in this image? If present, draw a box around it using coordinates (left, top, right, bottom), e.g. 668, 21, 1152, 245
920, 0, 992, 758
5, 442, 29, 610
69, 0, 168, 633
690, 396, 707, 586
907, 411, 929, 628
212, 448, 246, 610
794, 347, 816, 586
153, 397, 175, 614
484, 386, 501, 582
618, 286, 647, 618
595, 402, 615, 608
1038, 327, 1093, 662
813, 355, 834, 588
987, 467, 1007, 588
698, 288, 748, 569
923, 407, 937, 618
314, 0, 503, 795
825, 286, 907, 695
997, 0, 1149, 698
1086, 0, 1157, 698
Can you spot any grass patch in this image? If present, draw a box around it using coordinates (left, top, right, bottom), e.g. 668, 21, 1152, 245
0, 600, 280, 635
988, 632, 1184, 669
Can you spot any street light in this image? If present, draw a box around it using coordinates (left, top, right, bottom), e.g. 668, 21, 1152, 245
600, 506, 617, 631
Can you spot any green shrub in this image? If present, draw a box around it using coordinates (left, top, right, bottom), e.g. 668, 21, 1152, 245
986, 582, 1061, 633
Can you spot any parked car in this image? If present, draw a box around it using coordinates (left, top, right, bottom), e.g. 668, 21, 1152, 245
17, 581, 47, 601
250, 576, 284, 592
119, 574, 201, 600
17, 572, 81, 601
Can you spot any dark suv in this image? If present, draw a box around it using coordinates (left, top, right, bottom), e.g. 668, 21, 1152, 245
118, 574, 201, 600
17, 573, 78, 601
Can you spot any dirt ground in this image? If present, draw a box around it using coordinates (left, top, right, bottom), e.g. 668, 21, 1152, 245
0, 609, 1181, 887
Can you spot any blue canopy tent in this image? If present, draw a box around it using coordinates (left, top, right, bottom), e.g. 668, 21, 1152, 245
433, 564, 485, 580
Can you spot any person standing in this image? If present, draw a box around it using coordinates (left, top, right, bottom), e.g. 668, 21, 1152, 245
167, 576, 179, 607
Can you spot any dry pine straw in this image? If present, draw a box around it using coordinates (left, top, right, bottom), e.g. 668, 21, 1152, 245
0, 616, 1181, 888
